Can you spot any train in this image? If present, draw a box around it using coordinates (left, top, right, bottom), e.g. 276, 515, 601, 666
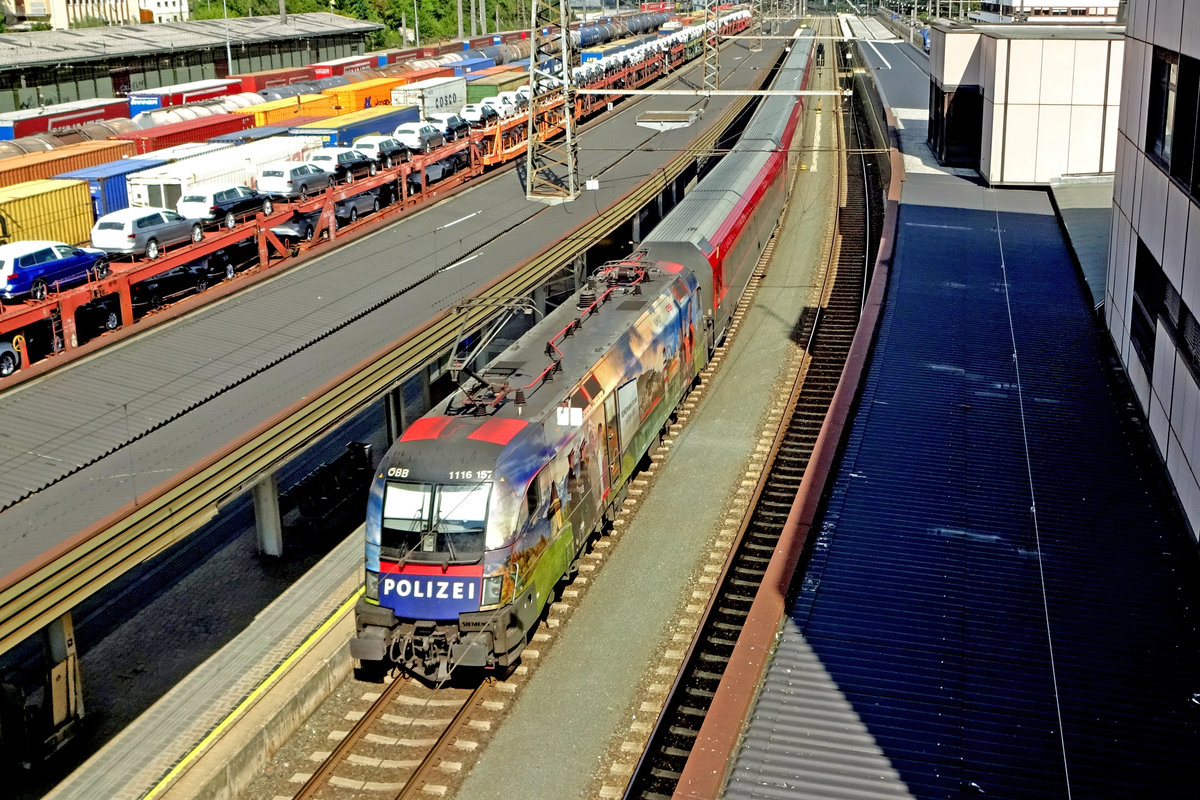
350, 28, 814, 682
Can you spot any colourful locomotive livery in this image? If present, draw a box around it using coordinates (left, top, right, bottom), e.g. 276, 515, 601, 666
351, 33, 815, 681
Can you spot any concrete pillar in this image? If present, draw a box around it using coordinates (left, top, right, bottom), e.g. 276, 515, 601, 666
385, 388, 403, 444
44, 612, 84, 729
532, 283, 549, 318
573, 254, 587, 288
253, 474, 284, 557
632, 208, 642, 244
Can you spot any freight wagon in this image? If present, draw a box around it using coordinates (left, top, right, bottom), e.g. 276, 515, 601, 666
465, 73, 530, 104
126, 135, 324, 208
289, 106, 419, 146
232, 66, 316, 93
581, 34, 662, 62
391, 78, 468, 117
127, 79, 244, 113
312, 55, 376, 79
232, 95, 339, 128
53, 157, 171, 218
0, 140, 137, 189
0, 180, 94, 245
115, 114, 253, 155
323, 78, 408, 112
140, 141, 234, 164
0, 98, 130, 141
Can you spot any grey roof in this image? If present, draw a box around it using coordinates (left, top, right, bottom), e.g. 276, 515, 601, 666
0, 13, 382, 70
725, 177, 1200, 798
933, 20, 1124, 40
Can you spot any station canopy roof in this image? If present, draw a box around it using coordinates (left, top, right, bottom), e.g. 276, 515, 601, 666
0, 13, 384, 70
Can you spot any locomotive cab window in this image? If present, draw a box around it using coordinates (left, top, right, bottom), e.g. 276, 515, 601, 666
381, 480, 491, 563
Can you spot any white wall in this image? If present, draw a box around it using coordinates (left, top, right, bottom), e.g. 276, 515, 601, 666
1108, 0, 1200, 542
979, 32, 1123, 184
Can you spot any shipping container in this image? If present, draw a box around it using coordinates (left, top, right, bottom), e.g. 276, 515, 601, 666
206, 117, 326, 145
312, 55, 375, 79
53, 157, 171, 218
465, 73, 531, 104
127, 79, 243, 113
231, 95, 339, 128
391, 77, 469, 117
468, 64, 526, 79
289, 106, 419, 146
322, 77, 408, 112
142, 141, 235, 163
451, 57, 496, 77
394, 67, 457, 87
0, 179, 94, 246
231, 66, 315, 93
0, 140, 137, 189
115, 114, 253, 155
126, 135, 324, 209
0, 98, 130, 141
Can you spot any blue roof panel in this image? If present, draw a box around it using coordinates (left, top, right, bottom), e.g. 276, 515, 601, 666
725, 179, 1200, 800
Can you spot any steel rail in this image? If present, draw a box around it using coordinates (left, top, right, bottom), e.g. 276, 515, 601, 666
0, 92, 762, 657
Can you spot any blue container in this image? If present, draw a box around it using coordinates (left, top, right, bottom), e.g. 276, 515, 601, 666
374, 55, 387, 68
451, 57, 496, 77
208, 125, 291, 145
289, 105, 419, 146
54, 157, 170, 218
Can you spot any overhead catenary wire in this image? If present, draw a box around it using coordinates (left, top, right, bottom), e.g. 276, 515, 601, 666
993, 204, 1074, 799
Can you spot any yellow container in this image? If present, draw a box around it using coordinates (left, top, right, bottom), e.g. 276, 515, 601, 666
232, 94, 339, 127
0, 179, 93, 246
0, 140, 137, 189
323, 77, 407, 112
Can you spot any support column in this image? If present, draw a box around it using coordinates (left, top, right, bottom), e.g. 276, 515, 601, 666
45, 613, 84, 730
574, 253, 587, 287
253, 473, 283, 557
632, 208, 642, 244
532, 283, 549, 317
385, 388, 403, 445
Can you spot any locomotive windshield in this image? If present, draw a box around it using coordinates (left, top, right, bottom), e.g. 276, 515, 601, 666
380, 481, 491, 564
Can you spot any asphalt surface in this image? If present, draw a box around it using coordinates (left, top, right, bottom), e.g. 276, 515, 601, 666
0, 39, 785, 578
454, 46, 840, 800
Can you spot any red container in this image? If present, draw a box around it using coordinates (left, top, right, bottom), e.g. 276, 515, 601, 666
232, 66, 315, 93
388, 48, 421, 64
312, 55, 375, 79
114, 114, 253, 155
0, 98, 130, 140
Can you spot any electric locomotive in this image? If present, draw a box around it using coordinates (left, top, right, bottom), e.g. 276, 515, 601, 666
352, 263, 705, 680
351, 32, 814, 680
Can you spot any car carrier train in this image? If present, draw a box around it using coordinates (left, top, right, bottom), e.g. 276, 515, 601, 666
350, 31, 815, 681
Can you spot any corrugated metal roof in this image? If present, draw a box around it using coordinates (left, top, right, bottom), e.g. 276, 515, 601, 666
725, 179, 1200, 799
0, 13, 381, 70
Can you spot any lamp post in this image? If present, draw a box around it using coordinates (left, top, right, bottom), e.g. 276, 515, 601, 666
222, 0, 233, 71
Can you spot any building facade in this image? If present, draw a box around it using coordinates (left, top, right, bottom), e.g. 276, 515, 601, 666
928, 22, 1122, 184
1107, 0, 1200, 541
1, 0, 186, 27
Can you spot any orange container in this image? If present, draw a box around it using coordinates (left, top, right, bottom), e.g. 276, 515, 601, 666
231, 95, 339, 127
0, 140, 137, 189
323, 77, 408, 112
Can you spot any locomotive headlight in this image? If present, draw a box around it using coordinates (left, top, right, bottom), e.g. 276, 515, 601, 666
365, 569, 380, 601
482, 575, 503, 606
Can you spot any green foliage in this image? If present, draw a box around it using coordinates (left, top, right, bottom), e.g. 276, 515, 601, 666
189, 0, 332, 19
69, 16, 110, 28
29, 21, 52, 30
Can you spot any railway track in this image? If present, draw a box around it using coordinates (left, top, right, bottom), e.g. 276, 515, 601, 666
291, 674, 498, 800
622, 17, 877, 800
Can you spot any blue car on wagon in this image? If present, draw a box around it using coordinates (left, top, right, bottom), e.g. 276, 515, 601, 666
0, 240, 109, 302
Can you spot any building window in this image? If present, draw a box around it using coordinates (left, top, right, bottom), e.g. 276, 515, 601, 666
1132, 238, 1200, 382
1131, 240, 1164, 374
1148, 48, 1180, 167
1147, 47, 1200, 201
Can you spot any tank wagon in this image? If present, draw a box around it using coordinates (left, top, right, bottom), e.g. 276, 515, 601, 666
350, 28, 814, 682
